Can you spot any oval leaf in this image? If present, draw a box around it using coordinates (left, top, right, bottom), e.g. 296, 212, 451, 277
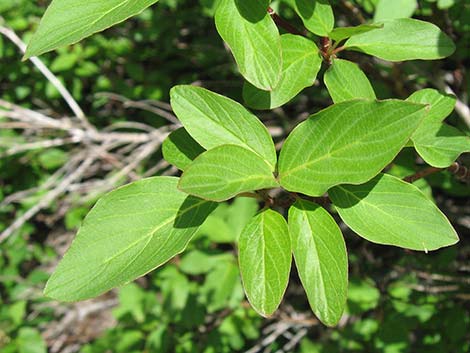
324, 58, 376, 103
288, 200, 348, 326
170, 85, 277, 170
407, 89, 470, 168
179, 145, 278, 202
329, 173, 459, 251
162, 127, 205, 171
239, 209, 291, 316
243, 34, 322, 110
25, 0, 160, 58
44, 177, 216, 301
283, 0, 334, 36
345, 18, 455, 61
215, 0, 282, 90
278, 100, 427, 196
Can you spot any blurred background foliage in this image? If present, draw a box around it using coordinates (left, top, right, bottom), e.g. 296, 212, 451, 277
0, 0, 469, 352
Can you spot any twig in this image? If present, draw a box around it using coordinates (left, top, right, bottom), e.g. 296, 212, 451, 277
268, 7, 307, 37
1, 136, 82, 158
0, 23, 93, 130
340, 0, 366, 24
443, 84, 470, 129
95, 92, 179, 124
244, 322, 292, 353
275, 328, 308, 353
404, 162, 470, 183
404, 166, 443, 183
0, 154, 95, 243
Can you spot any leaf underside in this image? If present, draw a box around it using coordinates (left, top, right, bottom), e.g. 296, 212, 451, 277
239, 209, 291, 316
25, 0, 160, 58
330, 173, 459, 251
44, 177, 216, 301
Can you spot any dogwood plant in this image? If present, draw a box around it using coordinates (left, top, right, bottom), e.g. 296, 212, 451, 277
25, 0, 469, 326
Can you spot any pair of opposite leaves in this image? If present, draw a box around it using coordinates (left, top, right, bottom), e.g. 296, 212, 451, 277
44, 84, 459, 328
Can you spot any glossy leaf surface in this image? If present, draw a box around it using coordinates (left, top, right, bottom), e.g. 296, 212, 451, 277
215, 0, 282, 90
170, 85, 277, 170
345, 18, 455, 61
179, 145, 278, 202
278, 100, 426, 196
243, 34, 322, 110
324, 58, 376, 103
283, 0, 334, 36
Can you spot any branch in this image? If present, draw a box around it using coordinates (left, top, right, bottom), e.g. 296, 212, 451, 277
0, 154, 95, 243
268, 7, 307, 37
404, 162, 470, 183
0, 23, 93, 130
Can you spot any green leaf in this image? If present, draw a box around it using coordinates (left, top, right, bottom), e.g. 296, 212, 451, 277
238, 209, 291, 316
374, 0, 417, 21
329, 173, 459, 251
288, 200, 348, 326
345, 18, 456, 61
202, 259, 242, 313
243, 34, 322, 110
278, 100, 426, 196
408, 89, 456, 125
179, 145, 278, 202
283, 0, 334, 36
411, 124, 470, 168
170, 85, 277, 170
323, 59, 376, 103
44, 177, 216, 301
16, 327, 47, 353
196, 197, 259, 243
162, 127, 205, 171
407, 89, 470, 168
215, 0, 282, 90
25, 0, 160, 58
329, 24, 383, 43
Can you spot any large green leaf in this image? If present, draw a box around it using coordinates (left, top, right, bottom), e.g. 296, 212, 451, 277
243, 34, 322, 110
179, 145, 278, 202
170, 85, 277, 170
407, 89, 470, 168
323, 58, 376, 103
162, 127, 205, 171
374, 0, 417, 21
278, 100, 426, 196
345, 18, 455, 61
239, 209, 291, 316
282, 0, 334, 36
25, 0, 159, 58
329, 173, 459, 251
288, 200, 348, 326
215, 0, 282, 90
44, 177, 216, 301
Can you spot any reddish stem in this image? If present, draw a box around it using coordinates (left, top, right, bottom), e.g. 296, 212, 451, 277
268, 7, 306, 37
